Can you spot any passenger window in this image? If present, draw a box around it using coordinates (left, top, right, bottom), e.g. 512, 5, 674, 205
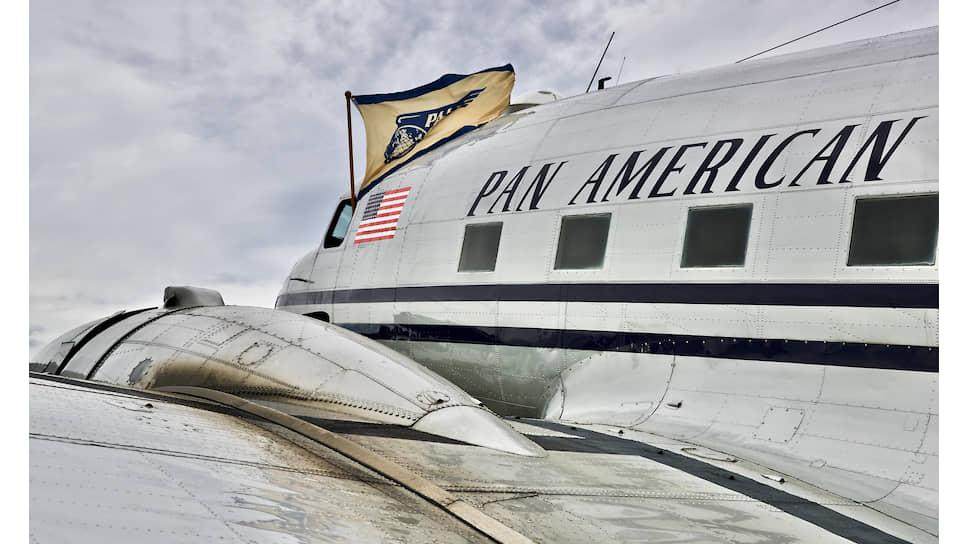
681, 204, 752, 268
323, 199, 353, 248
847, 194, 938, 266
458, 223, 502, 272
554, 214, 611, 270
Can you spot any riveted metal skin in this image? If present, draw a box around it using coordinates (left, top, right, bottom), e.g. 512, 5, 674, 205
32, 304, 544, 457
32, 27, 939, 544
31, 373, 935, 543
276, 27, 939, 536
159, 386, 536, 544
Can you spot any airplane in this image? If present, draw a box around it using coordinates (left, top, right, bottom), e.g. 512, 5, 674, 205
30, 25, 938, 543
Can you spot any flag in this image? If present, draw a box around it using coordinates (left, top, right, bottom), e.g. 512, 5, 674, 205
353, 186, 411, 244
352, 65, 514, 198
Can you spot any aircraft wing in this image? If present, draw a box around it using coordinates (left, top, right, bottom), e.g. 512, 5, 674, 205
30, 372, 933, 543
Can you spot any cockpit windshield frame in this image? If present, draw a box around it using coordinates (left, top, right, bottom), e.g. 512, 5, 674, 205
323, 199, 354, 248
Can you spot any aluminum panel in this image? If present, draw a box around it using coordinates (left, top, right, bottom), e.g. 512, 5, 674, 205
491, 211, 557, 284
553, 351, 672, 425
333, 297, 940, 347
820, 367, 938, 414
29, 379, 487, 544
395, 221, 465, 285
606, 201, 682, 280
801, 404, 929, 452
614, 28, 936, 108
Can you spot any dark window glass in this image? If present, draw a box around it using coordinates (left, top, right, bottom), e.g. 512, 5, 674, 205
847, 194, 938, 266
681, 204, 752, 268
323, 199, 353, 248
458, 223, 503, 272
554, 214, 611, 270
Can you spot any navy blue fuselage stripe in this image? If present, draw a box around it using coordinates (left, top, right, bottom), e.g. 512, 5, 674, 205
524, 421, 915, 544
276, 282, 938, 309
352, 64, 514, 104
338, 323, 938, 372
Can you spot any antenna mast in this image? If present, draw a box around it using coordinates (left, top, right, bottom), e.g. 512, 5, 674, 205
585, 32, 615, 93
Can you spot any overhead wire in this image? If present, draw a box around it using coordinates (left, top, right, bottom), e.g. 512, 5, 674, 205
735, 0, 903, 63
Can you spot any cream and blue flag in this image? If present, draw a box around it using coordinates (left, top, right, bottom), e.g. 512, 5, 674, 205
352, 64, 515, 198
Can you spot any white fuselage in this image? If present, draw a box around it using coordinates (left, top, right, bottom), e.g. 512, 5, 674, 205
277, 27, 938, 533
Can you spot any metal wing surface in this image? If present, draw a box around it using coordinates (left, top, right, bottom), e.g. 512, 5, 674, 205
30, 373, 933, 543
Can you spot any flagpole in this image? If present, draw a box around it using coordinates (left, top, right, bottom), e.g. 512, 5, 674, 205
345, 90, 357, 212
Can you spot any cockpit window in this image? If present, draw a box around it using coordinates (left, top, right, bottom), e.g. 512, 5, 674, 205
323, 199, 354, 248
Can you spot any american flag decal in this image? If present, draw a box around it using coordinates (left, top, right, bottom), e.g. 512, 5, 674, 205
354, 187, 411, 244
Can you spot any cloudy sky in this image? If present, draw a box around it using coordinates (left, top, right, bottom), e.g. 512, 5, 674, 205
28, 0, 940, 356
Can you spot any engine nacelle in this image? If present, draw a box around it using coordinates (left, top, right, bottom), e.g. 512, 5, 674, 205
30, 287, 544, 457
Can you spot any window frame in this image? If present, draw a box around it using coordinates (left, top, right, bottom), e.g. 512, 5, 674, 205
679, 203, 754, 269
457, 221, 504, 273
322, 199, 354, 249
553, 212, 612, 271
846, 192, 939, 267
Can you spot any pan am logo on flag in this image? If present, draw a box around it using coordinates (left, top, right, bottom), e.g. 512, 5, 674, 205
354, 187, 411, 244
351, 65, 514, 198
384, 89, 483, 163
